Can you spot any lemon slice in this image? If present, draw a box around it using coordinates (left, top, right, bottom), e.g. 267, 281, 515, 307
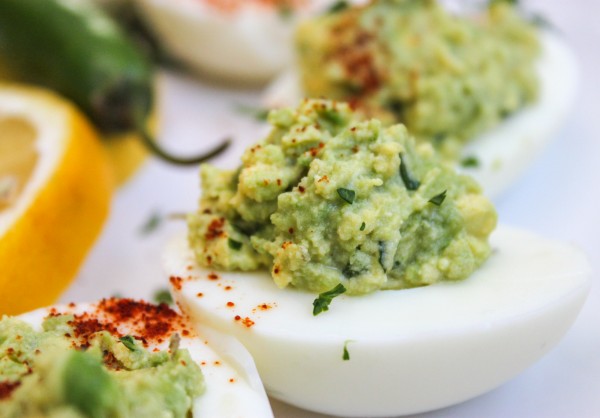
0, 84, 113, 315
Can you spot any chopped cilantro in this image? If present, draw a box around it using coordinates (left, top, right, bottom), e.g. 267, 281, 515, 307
169, 333, 181, 356
139, 211, 162, 235
342, 263, 363, 279
228, 238, 243, 250
328, 0, 349, 14
428, 190, 447, 206
235, 104, 269, 122
461, 156, 480, 168
153, 288, 173, 305
278, 3, 293, 19
399, 154, 420, 191
490, 0, 518, 5
360, 222, 366, 231
119, 335, 137, 352
313, 284, 347, 316
378, 241, 387, 272
530, 13, 555, 30
343, 340, 352, 361
385, 98, 408, 121
337, 188, 356, 204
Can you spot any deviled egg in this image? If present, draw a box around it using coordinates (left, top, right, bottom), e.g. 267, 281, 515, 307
133, 0, 356, 83
0, 299, 273, 418
162, 99, 590, 416
264, 0, 578, 198
165, 225, 590, 417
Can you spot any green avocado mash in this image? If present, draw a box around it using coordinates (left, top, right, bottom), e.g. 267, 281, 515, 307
0, 313, 203, 418
188, 99, 497, 295
296, 0, 540, 157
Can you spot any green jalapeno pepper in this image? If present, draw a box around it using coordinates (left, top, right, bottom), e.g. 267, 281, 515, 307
0, 0, 229, 165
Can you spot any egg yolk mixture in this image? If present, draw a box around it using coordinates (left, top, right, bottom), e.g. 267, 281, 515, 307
296, 0, 540, 157
0, 299, 203, 418
188, 99, 497, 295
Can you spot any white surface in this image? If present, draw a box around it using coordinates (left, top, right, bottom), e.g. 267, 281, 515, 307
165, 226, 590, 417
61, 2, 600, 417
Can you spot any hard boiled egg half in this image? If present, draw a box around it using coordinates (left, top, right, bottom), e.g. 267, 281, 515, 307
164, 226, 590, 417
264, 30, 578, 199
133, 0, 359, 84
12, 299, 274, 418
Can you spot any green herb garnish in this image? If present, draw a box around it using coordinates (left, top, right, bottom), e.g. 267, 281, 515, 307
228, 238, 243, 250
313, 284, 347, 316
530, 13, 555, 30
139, 211, 162, 235
360, 222, 366, 231
461, 156, 479, 168
235, 104, 269, 122
169, 333, 181, 358
327, 0, 349, 14
343, 340, 352, 361
399, 154, 420, 191
490, 0, 518, 5
119, 335, 137, 352
321, 109, 344, 125
337, 188, 356, 204
385, 98, 408, 121
342, 263, 363, 279
428, 190, 447, 206
153, 288, 173, 305
278, 3, 293, 19
378, 241, 387, 272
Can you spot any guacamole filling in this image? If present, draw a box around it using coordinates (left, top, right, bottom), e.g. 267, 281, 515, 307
296, 0, 540, 157
189, 99, 497, 295
0, 300, 204, 418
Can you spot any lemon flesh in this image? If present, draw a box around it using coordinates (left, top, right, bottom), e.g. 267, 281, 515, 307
0, 84, 113, 315
0, 117, 37, 212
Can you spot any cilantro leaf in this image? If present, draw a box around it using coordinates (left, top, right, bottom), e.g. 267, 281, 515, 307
399, 154, 420, 191
153, 288, 173, 305
428, 190, 447, 206
328, 0, 349, 14
119, 335, 137, 352
228, 238, 243, 250
313, 284, 347, 316
460, 156, 479, 168
343, 340, 352, 361
337, 188, 356, 204
235, 104, 269, 122
139, 211, 162, 236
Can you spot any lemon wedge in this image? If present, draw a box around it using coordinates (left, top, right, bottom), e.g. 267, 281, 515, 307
0, 84, 113, 315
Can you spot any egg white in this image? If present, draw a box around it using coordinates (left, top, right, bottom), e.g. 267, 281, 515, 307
263, 31, 578, 199
164, 225, 591, 417
17, 301, 274, 418
132, 0, 334, 84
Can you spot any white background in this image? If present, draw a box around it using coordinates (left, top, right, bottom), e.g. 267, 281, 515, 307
62, 1, 600, 417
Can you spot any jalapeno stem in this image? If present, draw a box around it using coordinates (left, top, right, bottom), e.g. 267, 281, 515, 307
140, 130, 231, 165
